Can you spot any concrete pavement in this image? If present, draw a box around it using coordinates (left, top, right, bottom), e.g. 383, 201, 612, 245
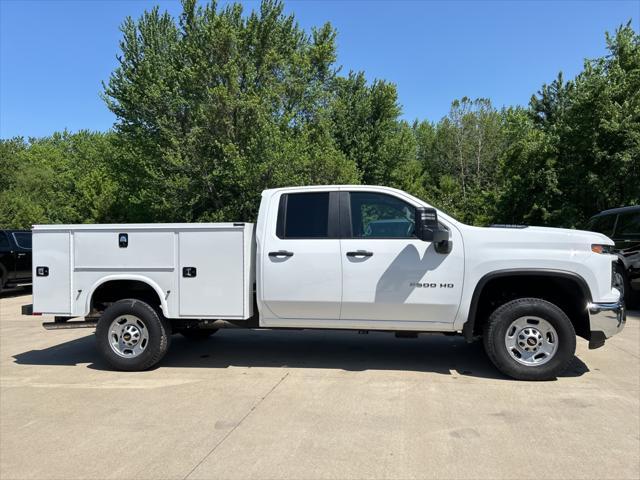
1, 291, 639, 479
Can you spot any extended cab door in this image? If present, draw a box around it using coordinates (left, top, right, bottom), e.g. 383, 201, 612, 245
260, 190, 342, 323
339, 190, 464, 327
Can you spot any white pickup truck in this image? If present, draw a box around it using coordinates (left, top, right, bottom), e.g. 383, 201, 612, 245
23, 185, 626, 380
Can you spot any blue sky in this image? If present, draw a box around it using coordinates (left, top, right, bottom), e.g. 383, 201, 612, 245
1, 0, 638, 139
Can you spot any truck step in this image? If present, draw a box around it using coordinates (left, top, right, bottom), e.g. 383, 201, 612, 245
43, 320, 98, 330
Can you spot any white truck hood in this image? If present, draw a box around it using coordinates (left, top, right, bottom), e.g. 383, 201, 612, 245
459, 224, 614, 253
488, 225, 613, 246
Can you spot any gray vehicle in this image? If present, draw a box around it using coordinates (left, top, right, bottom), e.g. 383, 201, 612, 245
0, 230, 32, 293
588, 205, 640, 306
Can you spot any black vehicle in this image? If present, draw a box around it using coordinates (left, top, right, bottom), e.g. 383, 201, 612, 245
0, 230, 32, 293
588, 206, 640, 306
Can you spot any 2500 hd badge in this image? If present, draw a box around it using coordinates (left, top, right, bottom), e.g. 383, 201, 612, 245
410, 282, 455, 288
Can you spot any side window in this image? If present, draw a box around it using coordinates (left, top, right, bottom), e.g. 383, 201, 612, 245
588, 215, 616, 237
277, 192, 330, 239
349, 192, 416, 238
616, 211, 640, 238
12, 232, 31, 249
0, 232, 9, 250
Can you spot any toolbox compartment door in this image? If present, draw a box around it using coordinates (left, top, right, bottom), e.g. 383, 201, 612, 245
32, 231, 71, 314
179, 229, 245, 317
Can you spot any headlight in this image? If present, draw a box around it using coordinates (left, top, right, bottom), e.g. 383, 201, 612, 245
591, 244, 614, 254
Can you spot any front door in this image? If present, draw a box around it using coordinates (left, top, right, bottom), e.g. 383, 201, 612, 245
261, 191, 342, 323
340, 191, 464, 327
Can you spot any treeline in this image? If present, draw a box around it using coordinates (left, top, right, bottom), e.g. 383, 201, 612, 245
1, 0, 638, 229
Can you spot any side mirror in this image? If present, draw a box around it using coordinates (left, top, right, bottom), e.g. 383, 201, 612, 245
416, 207, 452, 254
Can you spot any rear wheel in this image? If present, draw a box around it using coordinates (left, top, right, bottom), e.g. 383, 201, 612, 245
96, 299, 171, 371
483, 298, 576, 381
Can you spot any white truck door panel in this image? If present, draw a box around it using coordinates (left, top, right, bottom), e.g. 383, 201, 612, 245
340, 190, 464, 324
261, 191, 341, 320
179, 229, 245, 317
262, 240, 341, 319
340, 239, 464, 323
32, 231, 71, 314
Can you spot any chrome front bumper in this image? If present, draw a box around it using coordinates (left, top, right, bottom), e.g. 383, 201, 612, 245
587, 301, 626, 349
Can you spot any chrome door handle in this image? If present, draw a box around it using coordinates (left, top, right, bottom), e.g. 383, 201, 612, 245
346, 250, 373, 257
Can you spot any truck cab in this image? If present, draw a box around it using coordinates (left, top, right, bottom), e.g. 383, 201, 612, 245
23, 185, 626, 380
256, 186, 464, 331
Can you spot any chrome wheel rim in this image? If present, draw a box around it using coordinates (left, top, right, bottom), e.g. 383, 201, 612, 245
109, 315, 149, 358
504, 316, 558, 366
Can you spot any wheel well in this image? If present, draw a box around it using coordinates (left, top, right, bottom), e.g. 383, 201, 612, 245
465, 273, 591, 341
90, 280, 162, 316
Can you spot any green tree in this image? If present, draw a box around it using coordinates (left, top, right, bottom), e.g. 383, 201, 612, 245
495, 108, 561, 225
103, 0, 358, 223
329, 71, 419, 191
0, 131, 119, 228
527, 22, 640, 227
415, 97, 504, 224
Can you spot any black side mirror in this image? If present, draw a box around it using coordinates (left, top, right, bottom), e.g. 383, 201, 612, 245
416, 207, 452, 253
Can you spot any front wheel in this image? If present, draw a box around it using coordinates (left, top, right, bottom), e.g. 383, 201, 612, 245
483, 298, 576, 381
96, 299, 171, 371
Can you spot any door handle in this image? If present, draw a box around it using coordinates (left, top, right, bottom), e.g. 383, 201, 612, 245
17, 253, 27, 258
346, 250, 373, 257
268, 250, 294, 257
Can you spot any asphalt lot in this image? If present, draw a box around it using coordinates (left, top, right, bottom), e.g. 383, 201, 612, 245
1, 291, 639, 480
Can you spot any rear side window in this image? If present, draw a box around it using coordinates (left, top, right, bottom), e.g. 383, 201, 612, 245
0, 233, 9, 250
277, 192, 330, 239
588, 215, 616, 237
616, 211, 640, 237
12, 232, 31, 249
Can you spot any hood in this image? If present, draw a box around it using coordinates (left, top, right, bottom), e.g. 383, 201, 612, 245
514, 226, 612, 245
465, 224, 614, 250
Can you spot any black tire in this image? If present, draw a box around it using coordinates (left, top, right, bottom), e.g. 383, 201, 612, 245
96, 299, 171, 371
483, 298, 576, 381
613, 262, 632, 305
177, 328, 218, 340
